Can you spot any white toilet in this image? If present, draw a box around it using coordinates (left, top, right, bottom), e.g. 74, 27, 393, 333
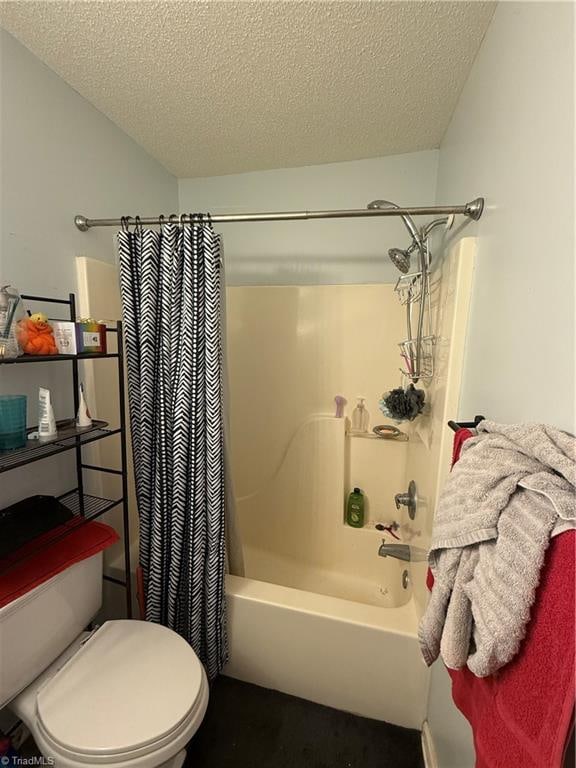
0, 552, 209, 768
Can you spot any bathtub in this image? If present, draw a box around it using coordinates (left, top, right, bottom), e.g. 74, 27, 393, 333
224, 573, 428, 730
221, 413, 428, 728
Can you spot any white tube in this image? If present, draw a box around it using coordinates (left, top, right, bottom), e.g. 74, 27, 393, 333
77, 383, 92, 428
38, 387, 57, 442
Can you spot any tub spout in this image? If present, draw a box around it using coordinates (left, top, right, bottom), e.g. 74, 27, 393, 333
378, 541, 428, 562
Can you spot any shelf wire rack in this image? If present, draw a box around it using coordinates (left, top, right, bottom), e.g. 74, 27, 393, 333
0, 292, 132, 615
0, 490, 123, 576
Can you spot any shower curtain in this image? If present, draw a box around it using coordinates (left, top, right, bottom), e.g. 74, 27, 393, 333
117, 217, 228, 680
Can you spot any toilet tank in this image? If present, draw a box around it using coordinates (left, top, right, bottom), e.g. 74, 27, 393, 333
0, 552, 103, 709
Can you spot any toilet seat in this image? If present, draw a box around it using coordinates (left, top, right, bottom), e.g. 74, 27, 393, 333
24, 620, 209, 768
34, 683, 207, 767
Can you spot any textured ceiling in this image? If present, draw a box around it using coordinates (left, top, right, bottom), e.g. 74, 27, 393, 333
0, 1, 495, 178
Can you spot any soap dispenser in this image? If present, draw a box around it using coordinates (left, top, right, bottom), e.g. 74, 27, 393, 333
351, 397, 369, 433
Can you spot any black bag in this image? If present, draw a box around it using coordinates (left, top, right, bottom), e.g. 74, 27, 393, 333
0, 495, 73, 558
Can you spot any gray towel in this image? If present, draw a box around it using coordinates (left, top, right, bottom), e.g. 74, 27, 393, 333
419, 421, 575, 677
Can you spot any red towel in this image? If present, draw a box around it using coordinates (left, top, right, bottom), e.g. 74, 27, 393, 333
429, 428, 576, 767
452, 530, 575, 768
0, 519, 119, 608
451, 427, 474, 467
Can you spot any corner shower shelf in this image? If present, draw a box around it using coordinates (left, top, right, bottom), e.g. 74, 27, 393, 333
0, 420, 118, 473
346, 432, 409, 443
0, 292, 132, 615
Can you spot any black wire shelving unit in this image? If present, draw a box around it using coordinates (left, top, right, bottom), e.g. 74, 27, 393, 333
0, 292, 132, 618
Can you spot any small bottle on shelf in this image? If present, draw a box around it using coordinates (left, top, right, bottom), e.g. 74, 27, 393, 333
350, 397, 369, 433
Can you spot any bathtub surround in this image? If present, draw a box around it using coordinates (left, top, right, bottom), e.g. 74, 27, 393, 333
117, 221, 228, 680
225, 285, 409, 605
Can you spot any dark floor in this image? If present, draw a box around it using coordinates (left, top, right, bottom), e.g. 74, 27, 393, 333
185, 676, 424, 768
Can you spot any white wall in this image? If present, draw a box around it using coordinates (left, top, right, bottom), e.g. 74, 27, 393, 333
428, 4, 575, 766
0, 30, 177, 508
178, 151, 438, 285
438, 2, 575, 434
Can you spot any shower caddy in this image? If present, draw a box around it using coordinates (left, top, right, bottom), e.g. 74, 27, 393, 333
0, 292, 132, 617
394, 268, 435, 382
387, 211, 452, 384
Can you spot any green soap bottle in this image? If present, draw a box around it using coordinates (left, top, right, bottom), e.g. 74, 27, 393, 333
346, 487, 364, 528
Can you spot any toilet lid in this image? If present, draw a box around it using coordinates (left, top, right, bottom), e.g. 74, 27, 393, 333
36, 620, 204, 757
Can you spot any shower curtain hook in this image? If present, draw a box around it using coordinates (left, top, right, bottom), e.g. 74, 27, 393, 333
158, 214, 165, 232
168, 213, 178, 226
134, 215, 143, 234
120, 216, 132, 232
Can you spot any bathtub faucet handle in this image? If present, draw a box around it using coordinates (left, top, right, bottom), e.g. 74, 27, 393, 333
394, 493, 410, 509
393, 480, 417, 520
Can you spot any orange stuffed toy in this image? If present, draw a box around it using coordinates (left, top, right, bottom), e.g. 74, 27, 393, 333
17, 313, 59, 356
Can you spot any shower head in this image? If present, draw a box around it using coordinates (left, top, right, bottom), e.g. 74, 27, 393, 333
367, 198, 425, 273
388, 247, 412, 274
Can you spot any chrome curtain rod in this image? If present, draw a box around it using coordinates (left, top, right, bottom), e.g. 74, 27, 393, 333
74, 198, 484, 231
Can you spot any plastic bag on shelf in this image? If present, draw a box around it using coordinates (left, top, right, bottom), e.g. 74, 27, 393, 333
0, 285, 26, 359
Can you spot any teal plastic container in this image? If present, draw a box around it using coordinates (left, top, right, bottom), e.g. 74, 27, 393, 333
346, 487, 364, 528
0, 395, 27, 451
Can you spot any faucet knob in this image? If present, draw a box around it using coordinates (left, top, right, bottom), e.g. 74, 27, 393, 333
393, 480, 417, 520
394, 493, 409, 510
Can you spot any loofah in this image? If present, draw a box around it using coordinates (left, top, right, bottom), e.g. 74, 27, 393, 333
17, 313, 58, 356
379, 384, 425, 422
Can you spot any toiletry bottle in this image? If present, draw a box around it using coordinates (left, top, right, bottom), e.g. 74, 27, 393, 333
38, 387, 57, 442
351, 397, 369, 433
346, 487, 365, 528
77, 383, 93, 428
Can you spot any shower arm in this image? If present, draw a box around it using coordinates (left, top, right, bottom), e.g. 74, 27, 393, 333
73, 199, 484, 230
367, 199, 424, 252
422, 216, 451, 238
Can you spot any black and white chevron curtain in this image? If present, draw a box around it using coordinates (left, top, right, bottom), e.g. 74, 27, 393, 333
117, 218, 227, 680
